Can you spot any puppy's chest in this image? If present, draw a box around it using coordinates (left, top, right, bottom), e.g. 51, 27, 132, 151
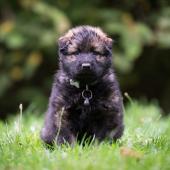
67, 84, 110, 106
67, 91, 108, 119
65, 84, 111, 118
70, 94, 98, 114
68, 99, 105, 131
65, 87, 112, 130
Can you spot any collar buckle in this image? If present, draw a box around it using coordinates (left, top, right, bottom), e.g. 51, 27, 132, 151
69, 79, 80, 88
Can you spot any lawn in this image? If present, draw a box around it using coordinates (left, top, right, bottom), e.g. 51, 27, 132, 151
0, 101, 170, 170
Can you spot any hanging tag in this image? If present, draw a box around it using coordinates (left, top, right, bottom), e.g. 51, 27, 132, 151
82, 85, 92, 106
84, 98, 90, 106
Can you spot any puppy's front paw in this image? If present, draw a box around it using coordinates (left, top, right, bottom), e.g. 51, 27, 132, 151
55, 130, 76, 146
40, 127, 56, 145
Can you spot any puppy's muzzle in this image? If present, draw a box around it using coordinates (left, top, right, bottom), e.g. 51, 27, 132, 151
81, 63, 91, 70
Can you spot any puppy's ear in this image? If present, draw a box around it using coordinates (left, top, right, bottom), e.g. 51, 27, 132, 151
58, 30, 73, 48
105, 37, 113, 50
58, 36, 69, 49
58, 36, 71, 55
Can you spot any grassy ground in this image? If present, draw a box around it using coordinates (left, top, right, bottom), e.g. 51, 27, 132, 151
0, 101, 170, 170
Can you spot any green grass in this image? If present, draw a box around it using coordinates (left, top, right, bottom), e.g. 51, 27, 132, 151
0, 101, 170, 170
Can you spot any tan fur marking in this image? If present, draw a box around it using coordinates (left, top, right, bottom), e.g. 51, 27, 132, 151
67, 43, 78, 54
108, 92, 120, 104
94, 45, 105, 53
58, 26, 113, 49
94, 27, 107, 37
63, 26, 108, 40
63, 30, 74, 39
96, 55, 106, 62
66, 55, 76, 62
108, 73, 115, 82
112, 95, 120, 103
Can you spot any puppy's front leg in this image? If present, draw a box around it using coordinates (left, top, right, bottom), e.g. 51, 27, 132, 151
94, 94, 124, 142
41, 106, 76, 145
93, 112, 124, 142
41, 84, 76, 145
54, 107, 76, 145
40, 106, 58, 145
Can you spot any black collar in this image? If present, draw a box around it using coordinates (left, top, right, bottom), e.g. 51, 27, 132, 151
69, 79, 98, 88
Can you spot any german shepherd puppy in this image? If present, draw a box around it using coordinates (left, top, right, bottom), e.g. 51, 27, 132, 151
41, 26, 124, 145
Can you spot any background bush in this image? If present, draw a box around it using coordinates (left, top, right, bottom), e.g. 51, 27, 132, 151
0, 0, 170, 118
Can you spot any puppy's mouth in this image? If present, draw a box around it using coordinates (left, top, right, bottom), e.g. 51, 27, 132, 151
73, 63, 99, 84
75, 70, 97, 84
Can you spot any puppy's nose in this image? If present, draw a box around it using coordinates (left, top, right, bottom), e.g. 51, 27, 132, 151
82, 63, 91, 70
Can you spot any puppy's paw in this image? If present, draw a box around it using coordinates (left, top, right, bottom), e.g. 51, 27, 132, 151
55, 131, 76, 146
40, 127, 56, 145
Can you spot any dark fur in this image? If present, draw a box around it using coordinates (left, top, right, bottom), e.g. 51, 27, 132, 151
41, 26, 124, 145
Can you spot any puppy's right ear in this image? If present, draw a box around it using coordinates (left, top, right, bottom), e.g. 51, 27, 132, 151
58, 36, 68, 48
58, 30, 73, 48
58, 36, 70, 55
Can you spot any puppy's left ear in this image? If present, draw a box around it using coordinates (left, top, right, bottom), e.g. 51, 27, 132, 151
105, 37, 113, 50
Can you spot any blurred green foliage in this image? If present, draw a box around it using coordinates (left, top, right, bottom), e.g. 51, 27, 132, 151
0, 0, 170, 116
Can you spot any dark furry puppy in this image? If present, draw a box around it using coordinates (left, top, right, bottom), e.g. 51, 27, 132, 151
41, 26, 124, 145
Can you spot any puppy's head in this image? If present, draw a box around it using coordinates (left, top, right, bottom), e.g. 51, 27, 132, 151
58, 26, 113, 84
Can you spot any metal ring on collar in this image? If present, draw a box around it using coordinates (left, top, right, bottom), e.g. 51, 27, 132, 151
82, 89, 93, 100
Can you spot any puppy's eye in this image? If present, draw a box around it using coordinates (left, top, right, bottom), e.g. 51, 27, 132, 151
60, 48, 67, 55
96, 55, 106, 62
103, 50, 110, 56
70, 51, 79, 55
69, 48, 81, 55
92, 51, 102, 56
66, 55, 76, 62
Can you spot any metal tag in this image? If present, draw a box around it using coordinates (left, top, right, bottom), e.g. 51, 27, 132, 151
84, 98, 90, 106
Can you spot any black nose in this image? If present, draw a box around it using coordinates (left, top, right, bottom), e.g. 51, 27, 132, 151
82, 63, 91, 70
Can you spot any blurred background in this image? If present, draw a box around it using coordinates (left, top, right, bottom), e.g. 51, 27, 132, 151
0, 0, 170, 119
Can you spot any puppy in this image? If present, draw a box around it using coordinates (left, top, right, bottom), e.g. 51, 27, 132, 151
41, 26, 124, 145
